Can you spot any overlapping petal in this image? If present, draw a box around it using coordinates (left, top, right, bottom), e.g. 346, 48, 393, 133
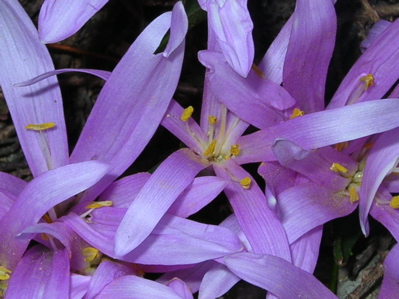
70, 2, 188, 204
0, 0, 68, 176
38, 0, 108, 43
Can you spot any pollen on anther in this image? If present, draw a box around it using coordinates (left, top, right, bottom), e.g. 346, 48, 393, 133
208, 116, 217, 125
204, 140, 217, 157
349, 186, 359, 204
330, 163, 348, 173
181, 106, 194, 121
230, 144, 240, 156
251, 63, 265, 78
289, 108, 305, 119
25, 122, 56, 131
390, 196, 399, 209
0, 266, 11, 281
360, 74, 374, 90
85, 200, 113, 209
82, 247, 100, 262
240, 177, 251, 189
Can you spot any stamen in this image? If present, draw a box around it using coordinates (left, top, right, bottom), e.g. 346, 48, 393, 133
0, 266, 11, 281
360, 74, 374, 90
42, 213, 53, 224
85, 201, 113, 209
349, 186, 359, 204
251, 63, 265, 78
82, 247, 100, 262
208, 116, 217, 125
390, 196, 399, 209
181, 106, 194, 121
230, 144, 240, 156
204, 140, 217, 157
289, 108, 305, 119
25, 122, 56, 131
330, 163, 348, 173
240, 177, 251, 189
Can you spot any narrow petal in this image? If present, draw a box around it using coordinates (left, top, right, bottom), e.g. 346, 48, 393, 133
223, 252, 337, 298
369, 188, 399, 241
114, 149, 208, 256
0, 161, 108, 269
99, 173, 151, 208
214, 161, 291, 260
96, 275, 185, 299
167, 176, 227, 218
85, 260, 136, 299
258, 16, 293, 84
205, 0, 254, 76
379, 244, 399, 298
279, 183, 356, 244
236, 99, 399, 164
283, 0, 336, 113
290, 226, 323, 273
38, 0, 108, 43
167, 278, 193, 299
71, 5, 187, 203
0, 0, 68, 176
199, 263, 240, 299
6, 246, 69, 298
359, 128, 399, 235
70, 274, 91, 299
199, 51, 295, 129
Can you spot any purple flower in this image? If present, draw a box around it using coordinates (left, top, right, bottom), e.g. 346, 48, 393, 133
0, 0, 188, 296
38, 0, 109, 43
379, 244, 399, 298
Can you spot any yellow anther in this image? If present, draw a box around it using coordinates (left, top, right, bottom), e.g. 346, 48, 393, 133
85, 201, 113, 209
83, 247, 100, 263
204, 140, 217, 157
25, 122, 56, 131
181, 106, 194, 121
349, 186, 359, 204
289, 108, 305, 119
390, 196, 399, 209
335, 141, 349, 152
208, 116, 217, 125
230, 144, 240, 156
360, 74, 374, 90
240, 177, 251, 189
251, 63, 265, 79
0, 266, 11, 281
42, 213, 52, 224
330, 163, 348, 173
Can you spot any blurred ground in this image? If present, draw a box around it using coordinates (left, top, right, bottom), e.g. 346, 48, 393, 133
0, 0, 397, 298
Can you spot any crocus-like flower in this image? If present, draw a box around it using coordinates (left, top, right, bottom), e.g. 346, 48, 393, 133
201, 0, 399, 276
379, 243, 399, 298
0, 0, 188, 296
38, 0, 109, 43
198, 0, 254, 77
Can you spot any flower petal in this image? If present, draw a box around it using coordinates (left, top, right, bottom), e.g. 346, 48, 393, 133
205, 0, 254, 77
114, 149, 208, 256
38, 0, 108, 43
6, 246, 69, 298
0, 0, 68, 176
223, 252, 337, 298
236, 99, 399, 164
0, 161, 108, 269
379, 244, 399, 298
283, 0, 336, 113
359, 128, 399, 235
71, 4, 188, 203
214, 161, 291, 260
